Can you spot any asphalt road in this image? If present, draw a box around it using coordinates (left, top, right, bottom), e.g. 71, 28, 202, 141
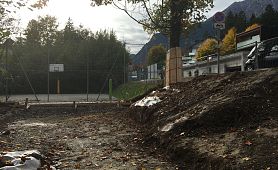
1, 94, 116, 103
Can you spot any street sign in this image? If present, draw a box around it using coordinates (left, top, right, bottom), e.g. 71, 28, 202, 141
213, 12, 225, 23
214, 23, 225, 30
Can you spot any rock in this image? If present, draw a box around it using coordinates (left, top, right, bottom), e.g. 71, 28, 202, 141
98, 127, 111, 134
0, 130, 10, 136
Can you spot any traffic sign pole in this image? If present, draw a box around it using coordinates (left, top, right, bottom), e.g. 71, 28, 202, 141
213, 11, 225, 74
217, 29, 221, 74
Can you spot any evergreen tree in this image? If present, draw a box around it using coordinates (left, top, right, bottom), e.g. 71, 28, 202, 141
64, 18, 78, 41
236, 11, 247, 32
259, 4, 278, 27
9, 16, 129, 94
248, 13, 257, 26
225, 11, 235, 32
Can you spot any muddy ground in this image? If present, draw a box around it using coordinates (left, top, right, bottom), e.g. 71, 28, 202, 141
0, 105, 176, 169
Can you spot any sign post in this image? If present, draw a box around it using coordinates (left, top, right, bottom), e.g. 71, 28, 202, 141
213, 12, 225, 74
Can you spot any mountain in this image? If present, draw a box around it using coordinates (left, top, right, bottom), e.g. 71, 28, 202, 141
132, 33, 168, 66
133, 0, 278, 66
132, 33, 187, 66
226, 0, 278, 18
187, 0, 278, 49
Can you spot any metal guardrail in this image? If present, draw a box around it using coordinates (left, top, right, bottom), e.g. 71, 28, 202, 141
245, 37, 278, 70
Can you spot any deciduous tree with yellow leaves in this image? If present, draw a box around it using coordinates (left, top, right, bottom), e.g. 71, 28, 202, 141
196, 38, 217, 61
245, 23, 260, 32
147, 45, 166, 69
220, 27, 237, 55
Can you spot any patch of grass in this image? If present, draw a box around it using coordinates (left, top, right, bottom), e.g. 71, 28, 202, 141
113, 81, 160, 100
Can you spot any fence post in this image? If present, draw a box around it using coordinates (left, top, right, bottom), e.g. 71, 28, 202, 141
109, 79, 112, 102
25, 98, 29, 109
255, 41, 259, 69
73, 101, 77, 110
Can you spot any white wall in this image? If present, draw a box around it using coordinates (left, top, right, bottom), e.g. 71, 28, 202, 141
148, 63, 160, 79
183, 52, 247, 78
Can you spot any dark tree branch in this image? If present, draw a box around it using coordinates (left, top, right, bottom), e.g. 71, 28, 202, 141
112, 1, 156, 30
113, 0, 169, 32
142, 0, 167, 29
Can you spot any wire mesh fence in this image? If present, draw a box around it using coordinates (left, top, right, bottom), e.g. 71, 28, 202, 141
0, 67, 126, 102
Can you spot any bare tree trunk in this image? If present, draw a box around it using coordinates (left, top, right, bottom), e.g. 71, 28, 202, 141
169, 0, 182, 48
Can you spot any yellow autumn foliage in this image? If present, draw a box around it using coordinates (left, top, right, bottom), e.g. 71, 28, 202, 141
220, 27, 237, 55
245, 23, 260, 32
196, 38, 217, 61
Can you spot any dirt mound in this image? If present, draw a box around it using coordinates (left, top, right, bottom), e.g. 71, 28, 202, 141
129, 68, 278, 169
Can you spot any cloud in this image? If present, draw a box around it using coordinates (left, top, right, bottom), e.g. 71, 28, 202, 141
111, 13, 151, 53
16, 0, 241, 54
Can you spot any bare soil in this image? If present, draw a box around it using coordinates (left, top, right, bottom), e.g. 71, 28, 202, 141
0, 105, 176, 169
1, 68, 278, 170
129, 68, 278, 169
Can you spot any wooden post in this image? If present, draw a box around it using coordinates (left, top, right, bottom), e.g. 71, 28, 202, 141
73, 101, 77, 110
57, 79, 60, 94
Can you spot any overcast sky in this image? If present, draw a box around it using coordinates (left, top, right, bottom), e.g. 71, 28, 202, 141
15, 0, 242, 53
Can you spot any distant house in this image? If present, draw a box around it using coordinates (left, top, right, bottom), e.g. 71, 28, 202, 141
130, 33, 189, 81
183, 51, 249, 78
236, 25, 278, 51
182, 42, 201, 66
